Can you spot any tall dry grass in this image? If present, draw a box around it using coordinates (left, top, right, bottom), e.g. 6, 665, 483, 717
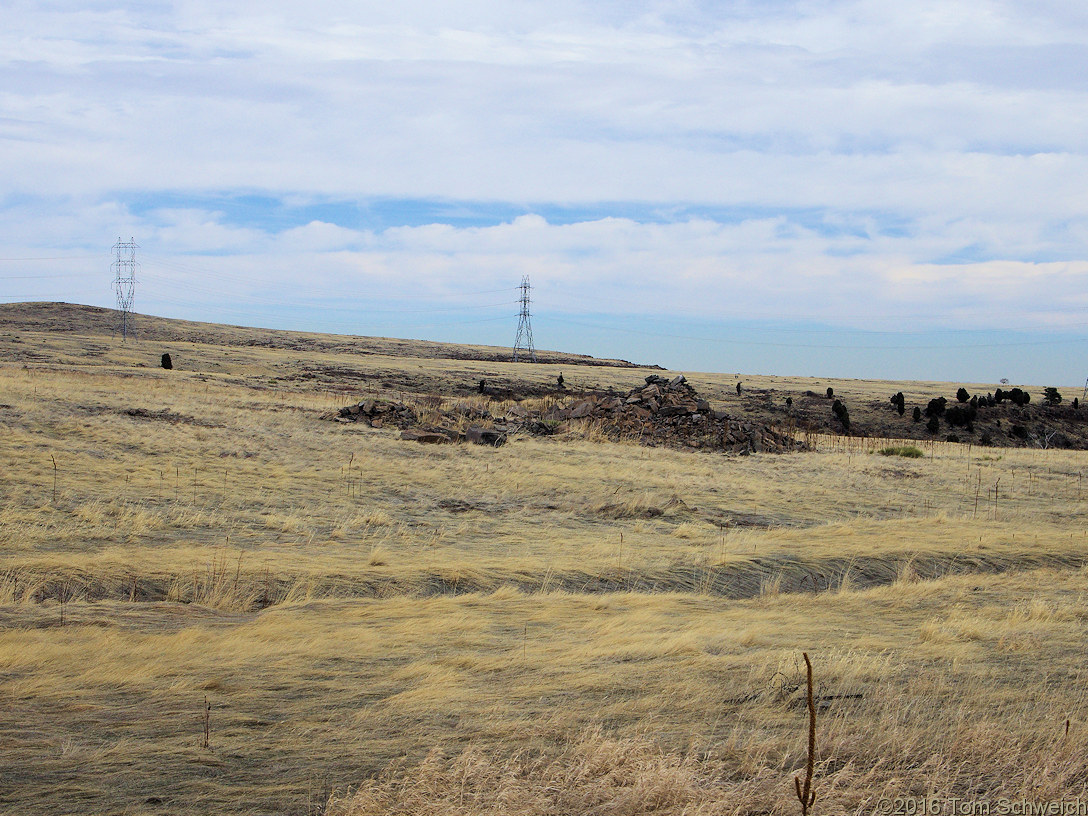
2, 327, 1088, 814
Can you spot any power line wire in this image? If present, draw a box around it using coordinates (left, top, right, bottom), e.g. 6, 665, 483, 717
545, 315, 1088, 351
0, 255, 104, 262
139, 269, 516, 313
0, 273, 88, 280
141, 253, 519, 299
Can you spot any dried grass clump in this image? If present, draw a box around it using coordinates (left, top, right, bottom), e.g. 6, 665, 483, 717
326, 730, 718, 816
328, 705, 1088, 816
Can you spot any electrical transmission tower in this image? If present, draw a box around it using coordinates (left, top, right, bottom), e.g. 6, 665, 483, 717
513, 275, 536, 362
112, 237, 138, 341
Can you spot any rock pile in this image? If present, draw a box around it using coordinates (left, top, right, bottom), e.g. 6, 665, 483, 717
324, 375, 803, 454
540, 374, 803, 454
324, 399, 507, 447
327, 399, 418, 429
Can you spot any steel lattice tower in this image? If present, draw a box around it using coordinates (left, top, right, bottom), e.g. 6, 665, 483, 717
513, 276, 536, 362
112, 237, 138, 342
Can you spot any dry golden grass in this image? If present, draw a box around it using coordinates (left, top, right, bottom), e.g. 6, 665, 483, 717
1, 315, 1088, 814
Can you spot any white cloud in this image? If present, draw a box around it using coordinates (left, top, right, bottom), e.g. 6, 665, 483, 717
3, 0, 1088, 379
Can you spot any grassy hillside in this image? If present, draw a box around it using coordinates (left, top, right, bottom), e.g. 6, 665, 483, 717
0, 301, 648, 368
1, 302, 1087, 814
5, 301, 1083, 446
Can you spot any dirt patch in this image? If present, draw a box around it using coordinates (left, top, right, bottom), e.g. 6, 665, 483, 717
436, 499, 503, 514
121, 408, 221, 428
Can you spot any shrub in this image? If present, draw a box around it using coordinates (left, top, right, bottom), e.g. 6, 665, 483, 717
1007, 388, 1030, 406
1074, 397, 1080, 410
945, 404, 977, 427
946, 433, 960, 443
1011, 424, 1028, 439
831, 399, 850, 432
785, 396, 793, 408
924, 397, 947, 418
878, 446, 924, 458
161, 353, 173, 370
890, 392, 905, 415
912, 406, 921, 422
994, 388, 1005, 403
926, 415, 939, 434
826, 387, 834, 399
1043, 387, 1062, 406
956, 387, 970, 403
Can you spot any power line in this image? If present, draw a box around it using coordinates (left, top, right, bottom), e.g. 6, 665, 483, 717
141, 252, 520, 299
545, 315, 1088, 351
0, 273, 88, 280
139, 269, 517, 313
112, 237, 138, 342
0, 255, 104, 262
0, 291, 105, 299
512, 275, 536, 362
140, 292, 516, 332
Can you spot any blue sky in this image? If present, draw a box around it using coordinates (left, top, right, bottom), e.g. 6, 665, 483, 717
3, 1, 1088, 384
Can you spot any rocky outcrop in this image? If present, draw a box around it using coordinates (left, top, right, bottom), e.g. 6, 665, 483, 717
535, 374, 803, 454
324, 375, 803, 454
326, 399, 418, 430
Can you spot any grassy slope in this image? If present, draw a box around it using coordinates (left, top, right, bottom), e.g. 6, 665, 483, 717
6, 301, 1083, 445
1, 303, 1087, 814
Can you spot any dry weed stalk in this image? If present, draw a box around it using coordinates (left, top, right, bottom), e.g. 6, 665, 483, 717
202, 695, 211, 750
794, 651, 816, 816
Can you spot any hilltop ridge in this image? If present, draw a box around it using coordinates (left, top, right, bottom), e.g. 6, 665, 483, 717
0, 301, 651, 368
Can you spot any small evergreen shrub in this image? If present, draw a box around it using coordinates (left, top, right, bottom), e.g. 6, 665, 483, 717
945, 404, 977, 427
1007, 388, 1030, 406
956, 387, 970, 403
831, 398, 850, 431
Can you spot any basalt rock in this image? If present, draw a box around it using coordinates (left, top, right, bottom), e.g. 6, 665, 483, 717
465, 426, 507, 447
325, 375, 805, 454
326, 399, 418, 428
532, 374, 805, 454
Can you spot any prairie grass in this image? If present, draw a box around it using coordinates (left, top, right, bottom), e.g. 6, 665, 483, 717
2, 322, 1088, 813
3, 570, 1088, 813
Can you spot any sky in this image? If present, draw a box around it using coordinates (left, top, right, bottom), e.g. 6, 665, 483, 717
3, 1, 1088, 385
